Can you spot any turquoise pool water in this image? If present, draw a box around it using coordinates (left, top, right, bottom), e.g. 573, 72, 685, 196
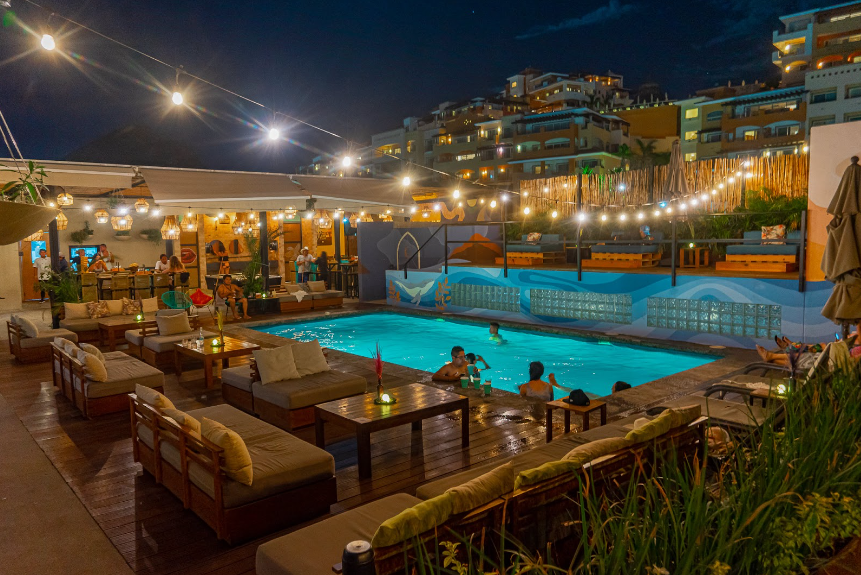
254, 313, 715, 397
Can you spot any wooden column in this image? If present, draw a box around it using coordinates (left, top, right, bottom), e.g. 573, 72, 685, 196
48, 218, 61, 328
259, 211, 269, 292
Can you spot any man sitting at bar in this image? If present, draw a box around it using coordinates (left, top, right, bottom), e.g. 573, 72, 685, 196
216, 274, 251, 320
154, 254, 170, 273
432, 345, 468, 381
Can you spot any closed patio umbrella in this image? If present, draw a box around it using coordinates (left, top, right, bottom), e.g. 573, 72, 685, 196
661, 140, 690, 200
821, 156, 861, 334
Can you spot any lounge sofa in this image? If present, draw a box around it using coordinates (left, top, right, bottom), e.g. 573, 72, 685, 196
221, 341, 367, 430
584, 231, 664, 268
59, 297, 161, 343
255, 406, 705, 575
52, 339, 165, 418
498, 234, 566, 266
126, 310, 216, 368
7, 314, 78, 363
277, 281, 344, 312
716, 230, 801, 273
130, 396, 337, 544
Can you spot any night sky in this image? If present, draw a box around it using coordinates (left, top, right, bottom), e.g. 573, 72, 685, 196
0, 0, 828, 173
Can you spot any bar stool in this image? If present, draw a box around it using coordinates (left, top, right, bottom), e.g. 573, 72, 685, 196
153, 274, 170, 301
132, 274, 152, 299
97, 274, 113, 300
80, 273, 97, 302
111, 274, 131, 300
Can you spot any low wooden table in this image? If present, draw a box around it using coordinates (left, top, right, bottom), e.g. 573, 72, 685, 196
679, 247, 710, 268
545, 399, 607, 442
98, 316, 150, 351
174, 336, 260, 389
314, 383, 469, 479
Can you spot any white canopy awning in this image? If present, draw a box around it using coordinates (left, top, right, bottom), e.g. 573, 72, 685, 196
0, 158, 135, 189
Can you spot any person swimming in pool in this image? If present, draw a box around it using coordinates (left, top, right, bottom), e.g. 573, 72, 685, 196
489, 322, 503, 344
432, 346, 469, 382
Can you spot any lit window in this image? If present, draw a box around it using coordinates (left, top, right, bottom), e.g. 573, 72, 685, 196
684, 152, 697, 162
511, 81, 518, 88
744, 130, 758, 141
684, 131, 698, 141
685, 108, 699, 119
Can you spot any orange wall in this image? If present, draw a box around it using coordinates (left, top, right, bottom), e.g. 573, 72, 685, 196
613, 106, 679, 140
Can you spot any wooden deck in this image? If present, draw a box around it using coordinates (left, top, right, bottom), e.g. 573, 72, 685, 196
0, 347, 550, 575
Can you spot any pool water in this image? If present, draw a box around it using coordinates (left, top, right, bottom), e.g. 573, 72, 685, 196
254, 313, 715, 397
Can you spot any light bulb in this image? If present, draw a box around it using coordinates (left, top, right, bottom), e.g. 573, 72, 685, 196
268, 128, 280, 141
523, 191, 529, 198
802, 145, 809, 153
342, 156, 352, 167
654, 210, 661, 216
551, 210, 558, 218
422, 211, 429, 218
728, 177, 735, 184
41, 34, 55, 51
543, 186, 549, 193
618, 183, 626, 191
480, 198, 485, 204
711, 189, 717, 195
118, 207, 128, 215
601, 214, 607, 221
691, 199, 698, 206
718, 183, 724, 189
152, 208, 161, 216
360, 211, 365, 216
620, 213, 627, 221
680, 203, 687, 210
410, 206, 416, 213
119, 218, 127, 226
666, 207, 673, 214
735, 171, 742, 177
523, 207, 531, 215
490, 200, 497, 208
453, 189, 460, 198
48, 201, 55, 207
637, 212, 644, 219
172, 91, 184, 105
689, 242, 695, 248
217, 212, 224, 218
305, 211, 313, 219
386, 208, 392, 214
577, 213, 586, 222
187, 210, 193, 218
501, 193, 509, 202
83, 204, 92, 212
401, 176, 411, 186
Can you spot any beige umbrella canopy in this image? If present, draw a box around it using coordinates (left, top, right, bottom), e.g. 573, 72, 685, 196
661, 139, 690, 200
821, 156, 861, 327
0, 201, 60, 246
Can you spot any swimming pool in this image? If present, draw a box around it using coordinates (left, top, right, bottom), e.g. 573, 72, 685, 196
254, 312, 716, 397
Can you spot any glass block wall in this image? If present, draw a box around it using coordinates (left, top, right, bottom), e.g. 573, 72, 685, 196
450, 283, 520, 312
531, 290, 633, 324
647, 298, 781, 337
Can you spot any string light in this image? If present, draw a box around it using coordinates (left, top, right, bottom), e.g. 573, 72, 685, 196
490, 200, 497, 208
453, 189, 460, 198
410, 206, 416, 214
342, 156, 352, 167
523, 207, 531, 215
401, 176, 411, 186
41, 33, 55, 51
543, 186, 549, 193
501, 193, 509, 202
171, 91, 183, 106
619, 213, 627, 221
523, 191, 529, 198
666, 207, 673, 214
268, 128, 280, 141
551, 210, 558, 218
600, 214, 607, 221
637, 212, 644, 219
654, 209, 661, 216
433, 204, 440, 211
577, 212, 586, 222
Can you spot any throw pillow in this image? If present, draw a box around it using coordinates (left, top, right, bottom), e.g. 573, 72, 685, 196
252, 345, 300, 384
761, 224, 786, 243
526, 232, 542, 245
513, 460, 580, 491
156, 313, 191, 336
63, 340, 78, 356
562, 437, 632, 465
121, 297, 142, 315
307, 280, 326, 293
135, 384, 175, 410
292, 339, 330, 376
625, 408, 677, 444
76, 349, 108, 382
201, 417, 253, 486
161, 408, 201, 433
372, 493, 454, 548
445, 462, 514, 515
104, 299, 124, 316
53, 336, 75, 350
17, 316, 40, 338
140, 297, 159, 313
190, 289, 212, 306
79, 343, 105, 364
64, 302, 90, 320
285, 284, 302, 294
86, 301, 110, 319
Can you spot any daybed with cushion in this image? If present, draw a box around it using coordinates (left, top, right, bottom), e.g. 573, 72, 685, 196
716, 229, 801, 273
276, 284, 313, 313
130, 394, 337, 543
497, 233, 565, 266
221, 340, 367, 430
584, 231, 664, 268
7, 314, 78, 363
52, 338, 164, 418
59, 297, 162, 343
128, 311, 216, 368
255, 406, 705, 575
277, 281, 344, 311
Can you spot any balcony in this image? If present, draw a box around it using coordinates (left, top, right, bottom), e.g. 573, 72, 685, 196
721, 132, 804, 153
723, 105, 806, 128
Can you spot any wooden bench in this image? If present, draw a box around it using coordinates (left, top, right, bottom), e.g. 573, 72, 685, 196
582, 251, 661, 268
715, 254, 798, 273
495, 251, 566, 266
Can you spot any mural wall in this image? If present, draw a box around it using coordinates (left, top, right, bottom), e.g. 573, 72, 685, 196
386, 266, 836, 349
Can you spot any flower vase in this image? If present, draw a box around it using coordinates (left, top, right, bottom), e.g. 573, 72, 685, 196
218, 331, 225, 347
376, 377, 384, 400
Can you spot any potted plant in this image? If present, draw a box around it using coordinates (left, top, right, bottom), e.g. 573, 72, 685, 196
37, 270, 81, 328
70, 221, 94, 244
115, 230, 131, 241
139, 228, 162, 244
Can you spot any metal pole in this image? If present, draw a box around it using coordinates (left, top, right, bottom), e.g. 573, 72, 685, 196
334, 215, 342, 290
576, 172, 583, 210
259, 211, 269, 292
502, 201, 508, 278
444, 224, 448, 275
576, 221, 582, 282
798, 209, 807, 293
48, 218, 60, 328
671, 216, 677, 287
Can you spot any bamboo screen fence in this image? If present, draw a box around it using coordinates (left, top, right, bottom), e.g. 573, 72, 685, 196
518, 154, 809, 216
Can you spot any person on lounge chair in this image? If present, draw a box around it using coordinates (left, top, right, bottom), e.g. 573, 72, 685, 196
756, 344, 823, 370
518, 361, 571, 402
432, 346, 468, 381
217, 274, 251, 320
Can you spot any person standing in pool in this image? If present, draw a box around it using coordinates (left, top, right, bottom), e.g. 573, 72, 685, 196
432, 346, 468, 382
489, 322, 503, 344
518, 362, 571, 402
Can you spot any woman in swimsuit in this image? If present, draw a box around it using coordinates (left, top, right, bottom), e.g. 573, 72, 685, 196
518, 361, 570, 402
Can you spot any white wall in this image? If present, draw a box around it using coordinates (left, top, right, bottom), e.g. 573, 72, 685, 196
60, 208, 168, 269
0, 243, 23, 311
805, 63, 861, 128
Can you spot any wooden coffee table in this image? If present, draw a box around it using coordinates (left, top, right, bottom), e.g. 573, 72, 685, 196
314, 383, 469, 479
174, 336, 260, 389
98, 315, 151, 351
545, 399, 607, 442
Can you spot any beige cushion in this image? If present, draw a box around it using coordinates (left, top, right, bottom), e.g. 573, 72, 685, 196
17, 316, 40, 338
221, 366, 254, 392
105, 299, 124, 316
53, 335, 77, 348
64, 302, 90, 320
292, 339, 330, 376
124, 329, 145, 346
253, 346, 300, 384
256, 493, 421, 575
625, 406, 701, 444
141, 297, 159, 313
59, 318, 101, 332
446, 462, 514, 515
156, 313, 191, 336
251, 370, 367, 410
86, 301, 110, 319
562, 437, 632, 464
372, 493, 453, 548
162, 408, 201, 433
18, 330, 77, 349
63, 339, 79, 355
201, 417, 254, 486
136, 384, 175, 410
284, 284, 302, 294
79, 342, 105, 363
76, 349, 108, 382
79, 361, 165, 398
306, 280, 326, 293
